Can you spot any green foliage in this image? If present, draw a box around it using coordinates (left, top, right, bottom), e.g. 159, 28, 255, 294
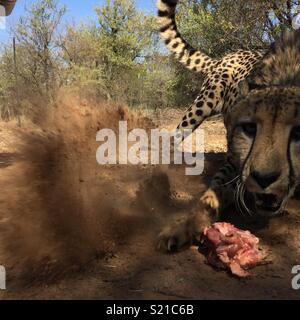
13, 0, 66, 94
96, 0, 155, 67
93, 0, 158, 104
0, 0, 66, 118
59, 24, 106, 94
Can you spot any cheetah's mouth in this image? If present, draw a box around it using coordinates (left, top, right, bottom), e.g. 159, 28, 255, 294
254, 193, 284, 216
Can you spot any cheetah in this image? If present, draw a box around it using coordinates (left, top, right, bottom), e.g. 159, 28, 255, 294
157, 0, 300, 252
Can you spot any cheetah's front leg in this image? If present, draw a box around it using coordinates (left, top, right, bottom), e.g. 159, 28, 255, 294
201, 161, 238, 216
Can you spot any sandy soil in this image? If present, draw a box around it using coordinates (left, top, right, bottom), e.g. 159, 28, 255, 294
1, 97, 300, 300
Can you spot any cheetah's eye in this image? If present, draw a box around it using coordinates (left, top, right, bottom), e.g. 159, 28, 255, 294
291, 126, 300, 142
239, 122, 257, 138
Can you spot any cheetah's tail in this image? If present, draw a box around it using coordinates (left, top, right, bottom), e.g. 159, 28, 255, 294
157, 0, 214, 75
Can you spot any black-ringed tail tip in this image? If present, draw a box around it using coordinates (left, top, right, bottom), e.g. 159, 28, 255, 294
157, 0, 215, 75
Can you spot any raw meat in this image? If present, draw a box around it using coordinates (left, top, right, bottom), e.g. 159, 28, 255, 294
201, 222, 266, 277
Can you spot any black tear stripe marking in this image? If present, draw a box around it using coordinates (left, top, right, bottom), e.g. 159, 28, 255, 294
272, 104, 279, 125
287, 130, 296, 193
231, 126, 256, 183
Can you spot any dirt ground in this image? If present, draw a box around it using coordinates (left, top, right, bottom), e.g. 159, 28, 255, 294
1, 97, 300, 300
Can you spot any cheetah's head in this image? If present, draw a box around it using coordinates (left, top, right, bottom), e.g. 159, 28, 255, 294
226, 87, 300, 217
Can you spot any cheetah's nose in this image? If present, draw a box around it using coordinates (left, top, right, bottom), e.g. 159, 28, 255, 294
250, 170, 281, 189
